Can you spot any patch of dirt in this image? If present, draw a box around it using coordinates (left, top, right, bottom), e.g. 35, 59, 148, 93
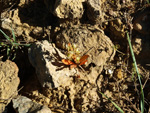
1, 0, 150, 113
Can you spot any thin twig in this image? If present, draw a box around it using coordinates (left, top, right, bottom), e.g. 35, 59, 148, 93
122, 92, 141, 113
143, 71, 150, 89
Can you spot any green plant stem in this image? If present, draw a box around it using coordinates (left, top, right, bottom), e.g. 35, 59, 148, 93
98, 91, 124, 113
0, 28, 31, 60
127, 32, 144, 113
0, 29, 13, 43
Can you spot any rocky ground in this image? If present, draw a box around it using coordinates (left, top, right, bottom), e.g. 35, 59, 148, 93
0, 0, 150, 113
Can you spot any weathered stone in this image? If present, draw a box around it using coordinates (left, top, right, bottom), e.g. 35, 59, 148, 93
1, 5, 48, 42
0, 60, 20, 112
12, 96, 52, 113
132, 38, 142, 55
55, 25, 115, 73
28, 41, 76, 88
44, 0, 84, 19
86, 0, 104, 23
28, 25, 115, 89
43, 80, 101, 112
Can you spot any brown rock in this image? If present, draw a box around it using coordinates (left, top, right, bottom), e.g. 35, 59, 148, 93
0, 60, 20, 112
44, 0, 84, 19
28, 25, 115, 89
86, 0, 104, 23
56, 25, 115, 67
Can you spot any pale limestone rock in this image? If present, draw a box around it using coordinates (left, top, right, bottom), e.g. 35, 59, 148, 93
28, 41, 76, 88
12, 96, 52, 113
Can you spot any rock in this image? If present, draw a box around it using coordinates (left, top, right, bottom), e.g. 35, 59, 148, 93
73, 83, 100, 112
28, 41, 75, 88
1, 2, 50, 42
86, 0, 104, 23
37, 105, 52, 113
132, 35, 150, 65
43, 80, 101, 112
0, 60, 20, 112
55, 25, 115, 81
1, 8, 36, 42
12, 96, 52, 113
1, 9, 23, 36
132, 37, 142, 55
28, 25, 115, 89
44, 0, 84, 19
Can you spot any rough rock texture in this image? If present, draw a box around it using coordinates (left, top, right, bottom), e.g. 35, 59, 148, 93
71, 82, 100, 112
43, 79, 101, 112
12, 96, 52, 113
132, 35, 150, 65
1, 0, 51, 42
56, 25, 115, 80
27, 38, 103, 111
56, 25, 115, 65
44, 0, 84, 19
0, 60, 20, 113
132, 37, 142, 55
1, 8, 37, 42
86, 0, 104, 23
44, 0, 105, 22
28, 41, 76, 88
28, 25, 115, 89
